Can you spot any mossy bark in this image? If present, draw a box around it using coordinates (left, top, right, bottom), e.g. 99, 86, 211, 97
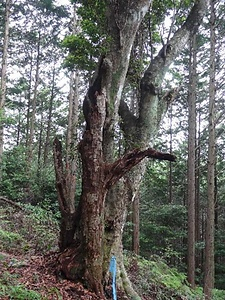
54, 0, 209, 298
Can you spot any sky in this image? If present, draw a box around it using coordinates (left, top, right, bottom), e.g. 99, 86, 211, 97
55, 0, 71, 5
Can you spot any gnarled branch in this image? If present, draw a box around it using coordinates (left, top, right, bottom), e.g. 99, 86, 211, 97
105, 148, 176, 188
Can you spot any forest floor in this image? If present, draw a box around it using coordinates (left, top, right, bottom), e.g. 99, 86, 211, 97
0, 203, 156, 299
0, 202, 217, 300
0, 251, 102, 300
0, 250, 160, 300
0, 250, 148, 300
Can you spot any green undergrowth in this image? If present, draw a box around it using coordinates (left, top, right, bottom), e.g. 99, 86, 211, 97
0, 203, 59, 254
0, 283, 42, 300
0, 203, 60, 299
0, 271, 59, 300
1, 203, 225, 299
124, 251, 225, 300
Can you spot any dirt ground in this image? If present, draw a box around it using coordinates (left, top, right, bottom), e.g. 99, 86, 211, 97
0, 251, 150, 300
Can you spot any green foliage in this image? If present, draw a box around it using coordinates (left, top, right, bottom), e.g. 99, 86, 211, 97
62, 0, 108, 70
1, 146, 29, 200
212, 289, 225, 300
0, 283, 42, 300
124, 252, 204, 300
73, 0, 106, 32
0, 271, 42, 299
0, 270, 64, 299
0, 228, 24, 252
0, 205, 59, 254
149, 0, 194, 31
1, 146, 58, 206
22, 204, 59, 252
138, 162, 187, 263
62, 34, 99, 70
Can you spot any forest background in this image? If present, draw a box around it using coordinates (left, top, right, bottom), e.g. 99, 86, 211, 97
0, 0, 225, 299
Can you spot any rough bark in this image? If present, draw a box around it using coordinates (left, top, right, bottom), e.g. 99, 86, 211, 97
187, 33, 197, 288
53, 138, 76, 251
204, 0, 216, 298
120, 0, 210, 149
55, 72, 175, 296
54, 0, 209, 298
65, 71, 79, 204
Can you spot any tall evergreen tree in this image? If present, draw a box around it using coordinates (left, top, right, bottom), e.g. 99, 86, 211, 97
187, 33, 197, 287
0, 0, 11, 180
204, 0, 216, 297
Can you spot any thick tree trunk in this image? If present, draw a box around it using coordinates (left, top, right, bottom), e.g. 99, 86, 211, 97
54, 0, 209, 298
116, 3, 209, 295
55, 106, 176, 297
53, 138, 76, 251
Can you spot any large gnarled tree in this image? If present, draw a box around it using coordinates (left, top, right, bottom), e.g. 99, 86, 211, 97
54, 0, 209, 298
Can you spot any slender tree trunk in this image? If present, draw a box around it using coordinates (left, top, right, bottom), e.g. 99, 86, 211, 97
195, 108, 202, 273
44, 66, 56, 165
187, 33, 197, 288
0, 0, 11, 181
25, 59, 33, 148
54, 5, 80, 252
27, 32, 41, 174
168, 104, 173, 203
65, 71, 79, 203
16, 94, 22, 146
37, 95, 44, 175
204, 0, 216, 297
132, 192, 140, 255
54, 71, 80, 251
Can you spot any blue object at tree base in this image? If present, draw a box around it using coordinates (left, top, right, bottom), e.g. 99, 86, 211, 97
109, 256, 117, 300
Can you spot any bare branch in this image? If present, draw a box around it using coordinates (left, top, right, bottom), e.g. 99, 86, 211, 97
0, 196, 23, 210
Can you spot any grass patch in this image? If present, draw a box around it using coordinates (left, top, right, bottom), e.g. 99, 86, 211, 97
0, 228, 24, 252
0, 284, 42, 300
0, 271, 42, 300
124, 251, 225, 300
